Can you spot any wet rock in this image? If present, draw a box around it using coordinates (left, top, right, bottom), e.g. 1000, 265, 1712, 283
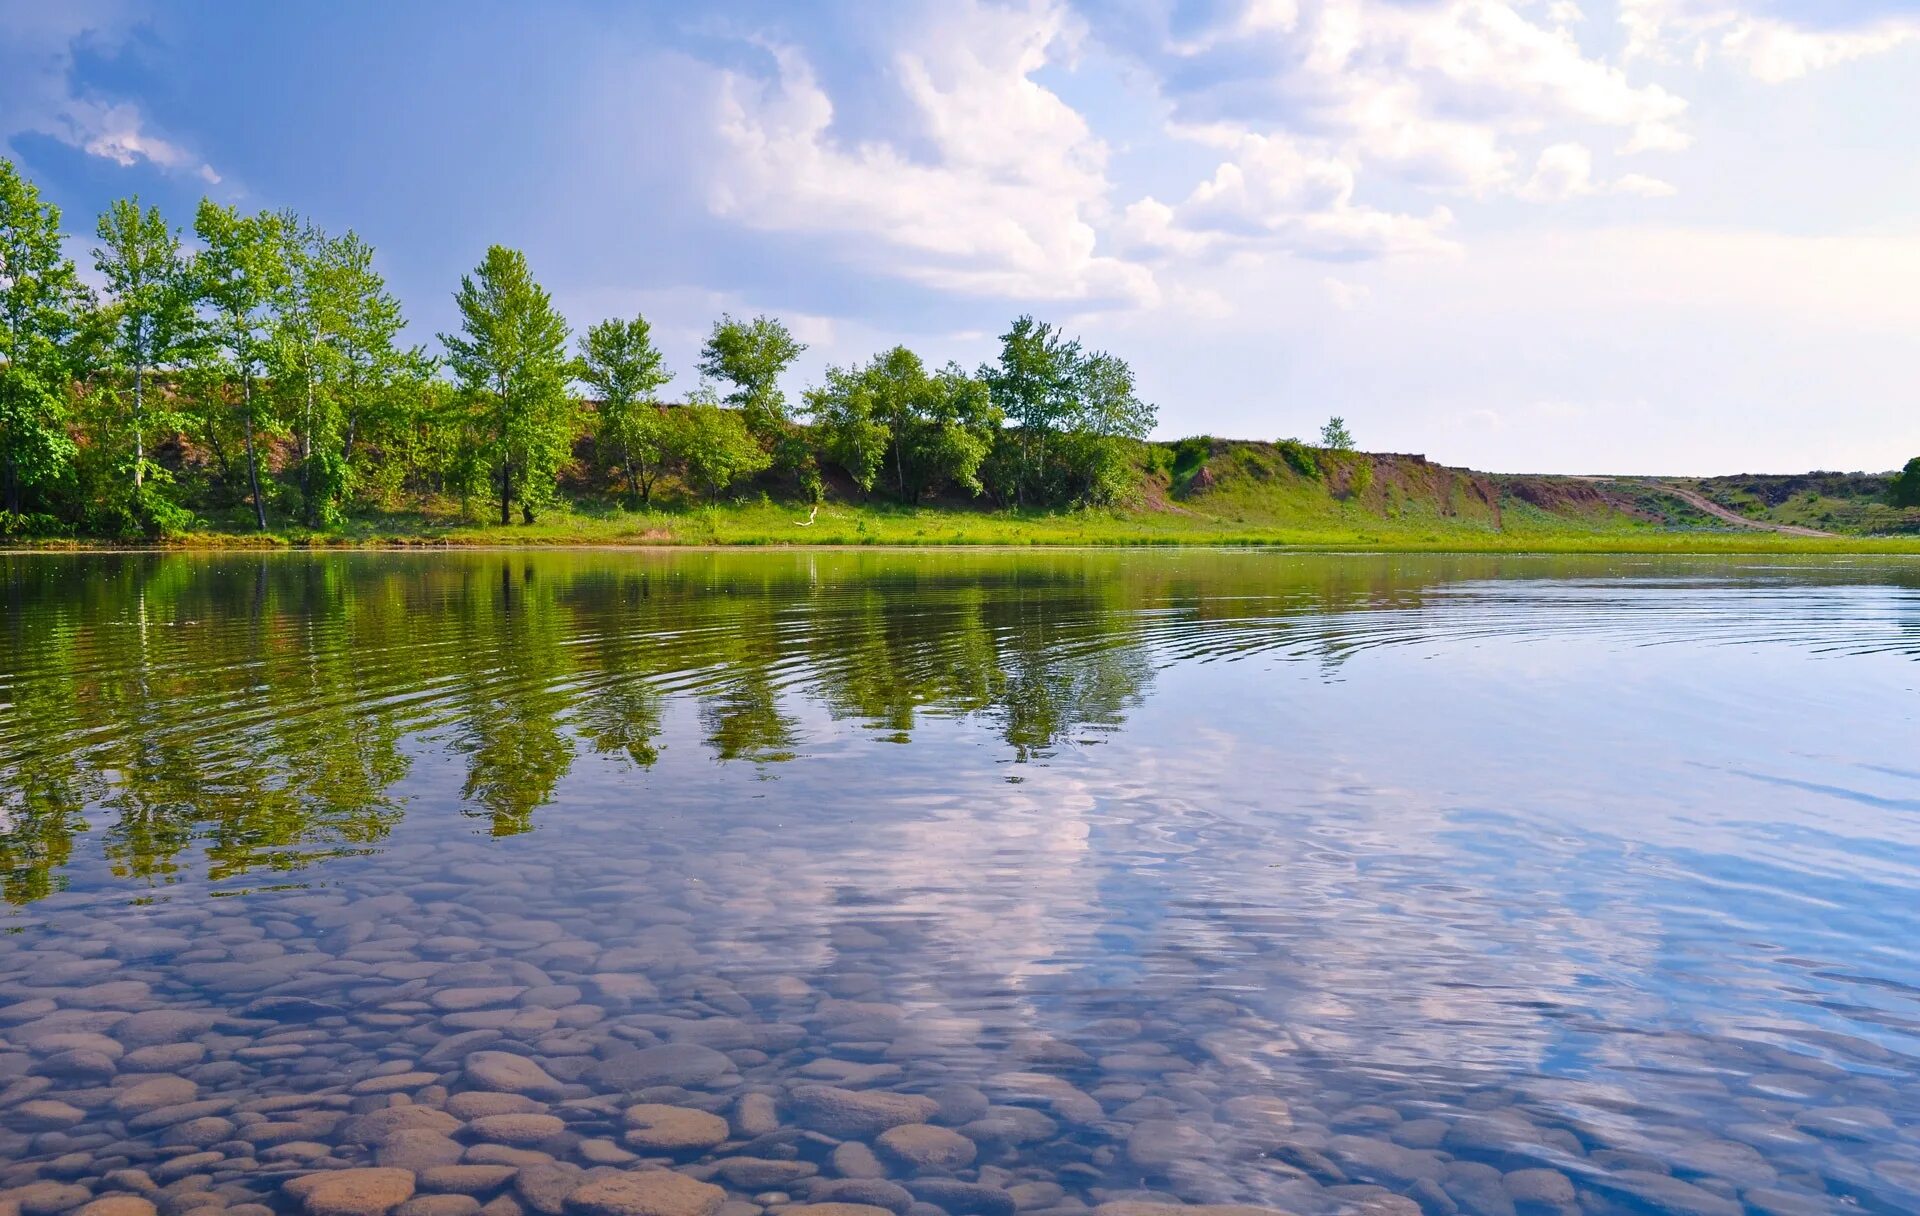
780, 1207, 891, 1216
577, 1140, 637, 1167
875, 1125, 975, 1171
902, 1182, 1014, 1216
591, 1047, 732, 1093
448, 1094, 542, 1121
161, 1116, 236, 1148
1742, 1188, 1836, 1216
466, 1054, 566, 1101
468, 1115, 566, 1147
76, 1199, 159, 1216
731, 1095, 778, 1138
114, 1013, 218, 1049
11, 1099, 87, 1131
6, 1182, 93, 1216
284, 1169, 417, 1216
35, 1050, 118, 1084
513, 1163, 585, 1216
416, 1168, 518, 1197
828, 1142, 886, 1180
1439, 1163, 1513, 1216
789, 1088, 938, 1140
243, 997, 342, 1022
355, 1073, 441, 1096
377, 1130, 467, 1171
1501, 1169, 1574, 1212
113, 1077, 199, 1116
1125, 1122, 1213, 1171
1586, 1171, 1741, 1216
1324, 1135, 1445, 1187
708, 1160, 815, 1190
562, 1171, 724, 1216
340, 1107, 462, 1145
622, 1106, 730, 1154
1792, 1106, 1895, 1141
396, 1199, 483, 1216
805, 1182, 910, 1215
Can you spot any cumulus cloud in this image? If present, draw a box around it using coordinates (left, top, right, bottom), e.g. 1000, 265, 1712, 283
705, 0, 1156, 305
1084, 0, 1691, 268
1518, 143, 1677, 202
0, 3, 222, 182
1621, 0, 1920, 81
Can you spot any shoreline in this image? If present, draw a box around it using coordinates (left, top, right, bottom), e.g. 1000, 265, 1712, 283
10, 531, 1920, 557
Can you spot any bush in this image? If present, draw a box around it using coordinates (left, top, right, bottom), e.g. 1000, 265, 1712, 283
1278, 438, 1320, 479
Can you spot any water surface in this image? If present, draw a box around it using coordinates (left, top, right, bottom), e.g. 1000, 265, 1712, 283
2, 550, 1918, 1216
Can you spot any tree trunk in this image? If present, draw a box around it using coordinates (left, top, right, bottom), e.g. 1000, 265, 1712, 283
894, 430, 907, 499
499, 458, 512, 526
242, 371, 267, 531
132, 364, 146, 490
4, 456, 19, 516
521, 502, 535, 525
301, 364, 315, 524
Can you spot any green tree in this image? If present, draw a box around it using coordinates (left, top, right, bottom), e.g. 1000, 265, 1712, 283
192, 202, 291, 531
806, 361, 890, 493
667, 403, 769, 501
92, 197, 193, 516
440, 246, 574, 525
0, 159, 87, 517
1061, 350, 1155, 505
697, 314, 804, 436
1891, 457, 1920, 508
981, 315, 1079, 507
578, 314, 672, 505
1320, 415, 1354, 451
268, 214, 339, 525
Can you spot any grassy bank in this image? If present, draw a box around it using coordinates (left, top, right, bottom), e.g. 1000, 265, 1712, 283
12, 441, 1920, 555
14, 496, 1920, 554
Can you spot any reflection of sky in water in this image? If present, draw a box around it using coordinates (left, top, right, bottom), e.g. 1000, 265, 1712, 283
3, 552, 1919, 1210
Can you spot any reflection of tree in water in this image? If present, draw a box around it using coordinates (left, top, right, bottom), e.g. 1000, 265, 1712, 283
9, 548, 1723, 902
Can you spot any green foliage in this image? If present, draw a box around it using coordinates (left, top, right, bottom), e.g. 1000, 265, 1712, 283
697, 314, 805, 436
980, 317, 1156, 507
579, 314, 672, 504
1890, 457, 1920, 508
807, 346, 999, 501
92, 196, 194, 520
192, 201, 293, 530
440, 246, 575, 524
1278, 438, 1321, 479
1320, 415, 1355, 451
0, 159, 87, 514
667, 404, 770, 500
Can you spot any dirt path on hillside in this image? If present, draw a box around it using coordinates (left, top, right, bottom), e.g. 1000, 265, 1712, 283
1636, 481, 1837, 537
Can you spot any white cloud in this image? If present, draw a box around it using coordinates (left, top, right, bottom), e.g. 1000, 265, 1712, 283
1621, 0, 1920, 81
1519, 143, 1677, 202
1122, 128, 1459, 261
705, 0, 1156, 305
0, 4, 222, 183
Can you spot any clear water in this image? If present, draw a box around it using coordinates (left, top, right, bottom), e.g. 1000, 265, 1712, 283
2, 550, 1918, 1216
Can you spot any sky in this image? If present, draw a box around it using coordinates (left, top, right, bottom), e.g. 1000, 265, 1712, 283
2, 0, 1916, 475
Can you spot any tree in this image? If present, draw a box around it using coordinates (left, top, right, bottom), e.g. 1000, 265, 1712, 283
193, 202, 291, 530
981, 316, 1079, 506
1061, 350, 1155, 505
1891, 457, 1920, 508
0, 159, 87, 516
808, 346, 1001, 501
806, 362, 890, 493
578, 314, 672, 505
1320, 415, 1354, 451
93, 197, 192, 508
697, 314, 804, 436
440, 246, 574, 525
667, 403, 769, 501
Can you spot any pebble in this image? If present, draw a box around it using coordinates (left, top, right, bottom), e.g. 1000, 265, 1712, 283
561, 1171, 724, 1216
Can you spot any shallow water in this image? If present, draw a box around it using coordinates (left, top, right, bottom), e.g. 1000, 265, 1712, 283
2, 550, 1918, 1216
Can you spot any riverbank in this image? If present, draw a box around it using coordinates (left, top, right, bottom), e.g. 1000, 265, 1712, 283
12, 496, 1920, 554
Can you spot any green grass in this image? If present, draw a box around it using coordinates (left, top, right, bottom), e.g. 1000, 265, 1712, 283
16, 493, 1920, 555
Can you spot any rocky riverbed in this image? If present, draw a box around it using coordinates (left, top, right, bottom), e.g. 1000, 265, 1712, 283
3, 833, 1915, 1216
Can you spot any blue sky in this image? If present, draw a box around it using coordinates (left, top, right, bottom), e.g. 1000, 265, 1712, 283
3, 0, 1916, 474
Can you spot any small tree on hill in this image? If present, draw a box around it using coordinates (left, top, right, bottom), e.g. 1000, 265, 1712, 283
698, 314, 804, 437
579, 314, 672, 505
1320, 416, 1354, 451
